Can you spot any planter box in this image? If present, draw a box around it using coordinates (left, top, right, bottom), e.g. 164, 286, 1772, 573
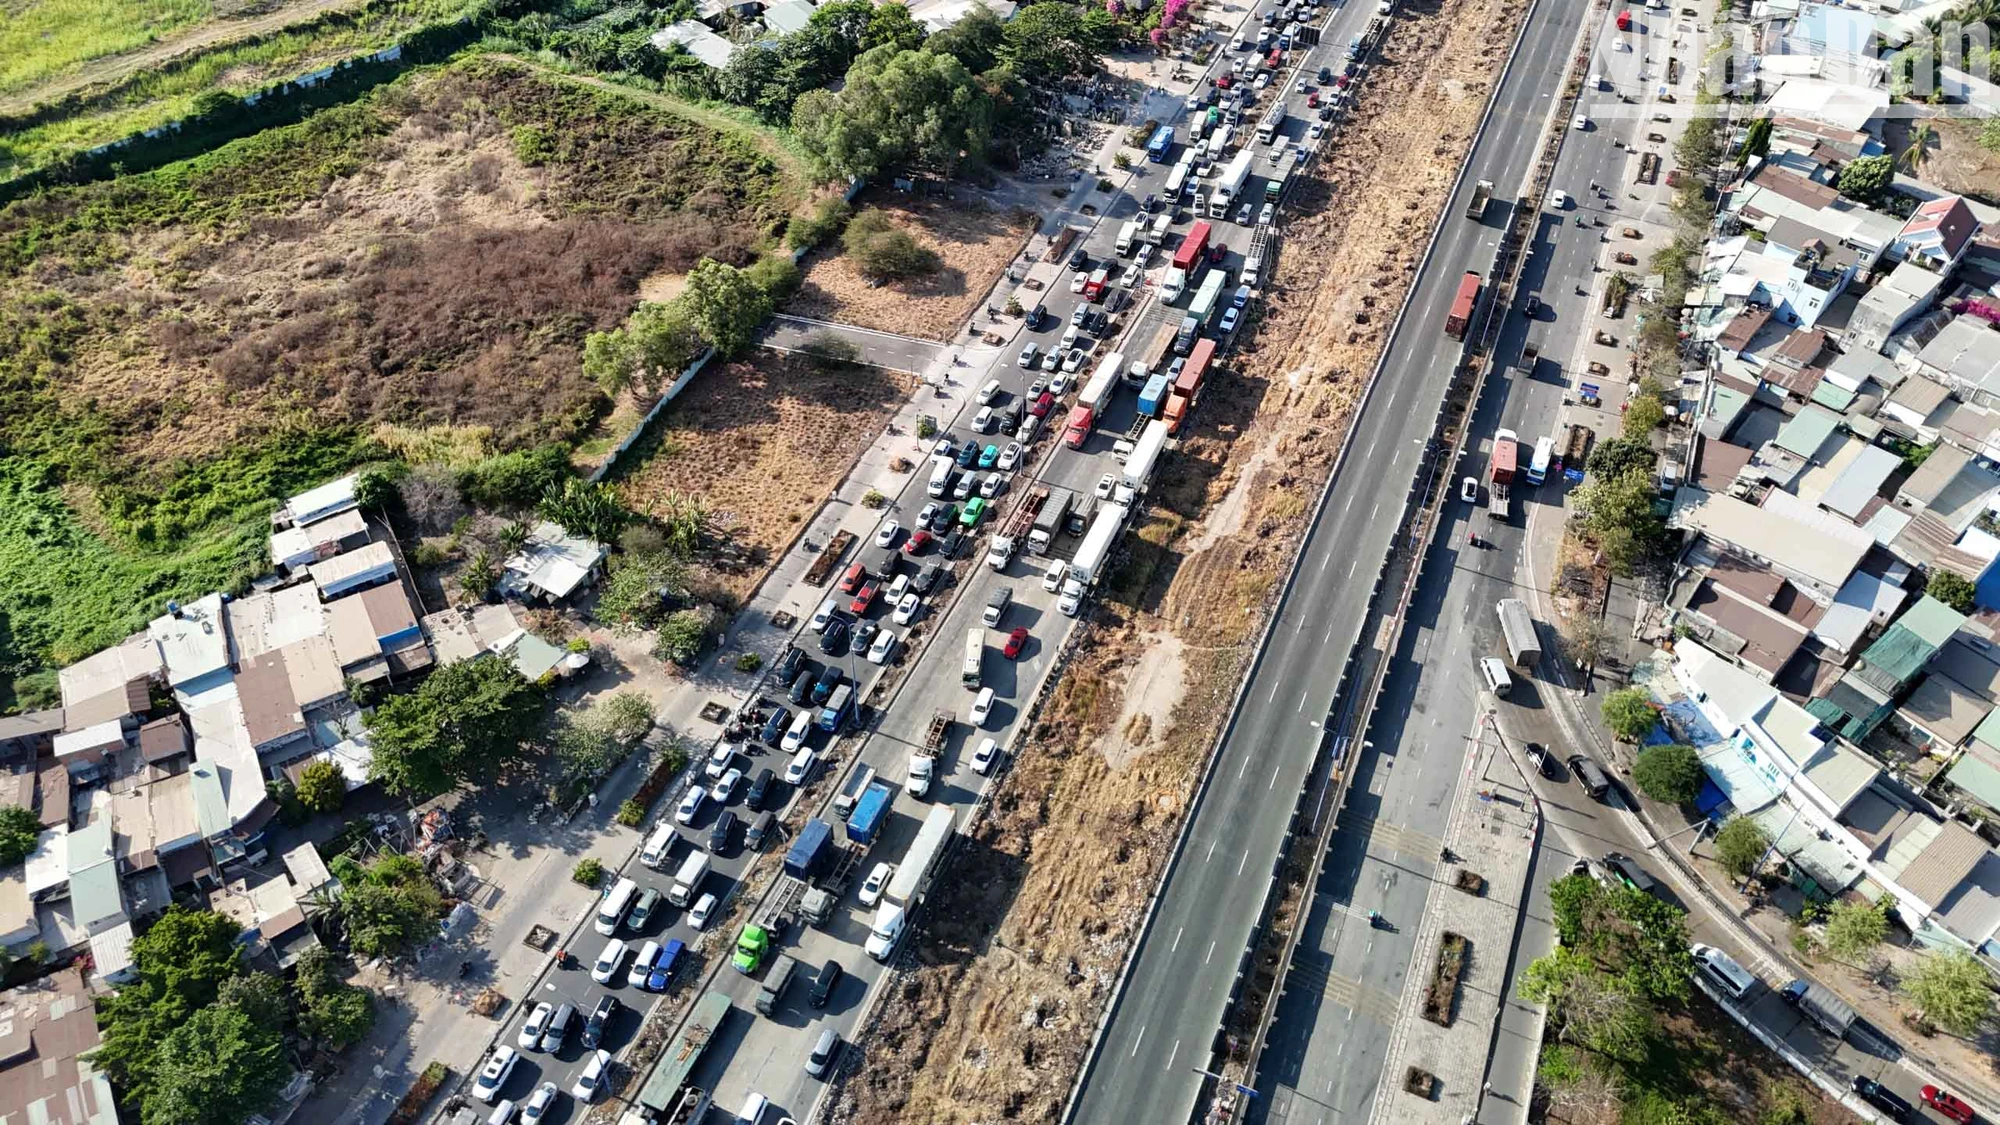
1422, 932, 1469, 1027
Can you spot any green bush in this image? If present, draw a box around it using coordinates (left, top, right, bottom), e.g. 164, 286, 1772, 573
572, 858, 605, 887
460, 444, 573, 509
1602, 687, 1659, 742
842, 209, 941, 281
616, 800, 646, 827
746, 254, 803, 301
1927, 570, 1975, 614
1632, 743, 1703, 805
785, 197, 854, 251
734, 652, 763, 672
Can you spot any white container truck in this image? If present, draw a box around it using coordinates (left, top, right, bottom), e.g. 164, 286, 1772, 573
1122, 420, 1171, 493
1213, 150, 1255, 216
866, 806, 956, 961
1069, 506, 1125, 588
1115, 220, 1140, 254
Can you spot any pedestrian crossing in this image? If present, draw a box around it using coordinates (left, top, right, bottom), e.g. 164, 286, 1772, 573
1340, 812, 1442, 862
1281, 956, 1403, 1024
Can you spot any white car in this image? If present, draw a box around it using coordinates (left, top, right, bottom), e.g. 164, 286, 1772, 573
704, 742, 734, 779
521, 1082, 560, 1125
886, 572, 912, 601
689, 892, 719, 929
1254, 70, 1272, 89
968, 686, 997, 727
971, 737, 1000, 775
1049, 371, 1072, 396
1259, 202, 1275, 225
868, 628, 897, 664
893, 592, 922, 625
785, 746, 818, 784
781, 710, 812, 753
519, 1002, 555, 1051
874, 520, 901, 548
1095, 473, 1116, 500
1040, 349, 1060, 372
710, 767, 743, 803
1060, 325, 1081, 351
1070, 271, 1088, 293
1461, 476, 1480, 503
998, 442, 1022, 471
591, 939, 628, 985
1062, 347, 1088, 373
1018, 342, 1041, 369
1119, 261, 1143, 287
1550, 189, 1568, 210
571, 1049, 612, 1102
809, 596, 838, 632
627, 939, 661, 989
1043, 558, 1066, 592
859, 862, 894, 906
473, 1046, 520, 1103
1571, 113, 1589, 130
979, 473, 1004, 499
674, 786, 705, 826
1134, 243, 1153, 269
1311, 122, 1326, 139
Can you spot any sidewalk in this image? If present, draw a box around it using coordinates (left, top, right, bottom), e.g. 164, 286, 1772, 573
1374, 709, 1543, 1124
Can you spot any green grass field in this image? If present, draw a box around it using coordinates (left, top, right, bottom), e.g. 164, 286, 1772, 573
0, 0, 215, 96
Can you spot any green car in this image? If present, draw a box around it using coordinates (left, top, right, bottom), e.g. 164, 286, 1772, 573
960, 497, 987, 528
732, 924, 769, 973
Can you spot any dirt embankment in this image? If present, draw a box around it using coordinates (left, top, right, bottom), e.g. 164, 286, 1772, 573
827, 0, 1526, 1118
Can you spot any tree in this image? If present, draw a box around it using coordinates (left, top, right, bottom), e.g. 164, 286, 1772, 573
1738, 116, 1772, 165
654, 607, 714, 665
1602, 687, 1659, 742
336, 853, 444, 960
0, 803, 42, 865
1003, 2, 1101, 83
794, 47, 994, 180
1585, 436, 1655, 481
1557, 612, 1613, 673
1622, 394, 1666, 437
460, 444, 572, 509
539, 477, 630, 544
682, 258, 772, 359
1548, 873, 1600, 947
552, 715, 622, 785
843, 209, 942, 280
364, 657, 543, 796
141, 1004, 289, 1125
593, 552, 685, 634
582, 301, 701, 394
1822, 898, 1889, 964
1633, 743, 1704, 805
294, 759, 346, 815
352, 462, 406, 511
1520, 947, 1655, 1062
216, 972, 293, 1035
1927, 570, 1976, 614
1836, 154, 1895, 203
1900, 121, 1936, 175
90, 907, 245, 1101
928, 2, 1006, 71
293, 949, 375, 1050
1572, 468, 1664, 576
1903, 950, 1994, 1036
601, 692, 656, 744
460, 548, 499, 600
1714, 816, 1770, 878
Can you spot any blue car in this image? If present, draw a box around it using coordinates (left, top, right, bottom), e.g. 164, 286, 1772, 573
646, 939, 685, 991
978, 444, 1000, 469
954, 442, 979, 468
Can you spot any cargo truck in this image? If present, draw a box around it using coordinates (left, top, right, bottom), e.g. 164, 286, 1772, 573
866, 806, 957, 962
1242, 224, 1272, 287
1213, 150, 1255, 217
1496, 598, 1540, 669
1064, 353, 1124, 449
1527, 435, 1554, 486
831, 765, 875, 821
1466, 179, 1494, 220
1137, 321, 1177, 378
1172, 221, 1211, 272
1139, 371, 1173, 417
1489, 427, 1517, 521
1445, 271, 1481, 339
1029, 488, 1072, 553
1066, 494, 1097, 535
1781, 979, 1856, 1040
986, 484, 1048, 570
907, 710, 950, 797
1163, 338, 1216, 434
817, 682, 856, 733
1145, 123, 1175, 162
1123, 420, 1171, 493
1256, 104, 1288, 144
1069, 506, 1126, 588
785, 817, 835, 879
1266, 152, 1296, 201
1082, 266, 1110, 301
635, 989, 732, 1115
1189, 269, 1228, 327
1115, 220, 1140, 254
845, 781, 893, 844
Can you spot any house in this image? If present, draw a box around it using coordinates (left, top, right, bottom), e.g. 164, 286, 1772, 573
56, 637, 162, 712
1914, 316, 2000, 407
1807, 595, 1967, 740
1879, 374, 1953, 444
0, 709, 65, 763
308, 541, 398, 600
1763, 328, 1831, 407
1892, 195, 1979, 274
269, 507, 369, 574
500, 522, 608, 603
650, 20, 738, 68
148, 594, 233, 698
0, 970, 120, 1125
326, 582, 433, 682
1847, 259, 1946, 355
1671, 485, 1874, 603
762, 0, 816, 33
281, 474, 360, 528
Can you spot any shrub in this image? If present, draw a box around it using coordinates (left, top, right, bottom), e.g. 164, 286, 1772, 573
1601, 687, 1659, 741
861, 489, 888, 508
746, 254, 803, 301
654, 607, 714, 665
572, 858, 605, 887
1632, 743, 1703, 805
617, 800, 647, 827
843, 209, 942, 281
734, 652, 763, 672
786, 197, 854, 251
1714, 816, 1769, 877
1927, 570, 1976, 614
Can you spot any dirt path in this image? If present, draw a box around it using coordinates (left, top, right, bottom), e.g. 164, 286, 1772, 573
826, 0, 1526, 1117
1, 0, 368, 114
485, 53, 815, 186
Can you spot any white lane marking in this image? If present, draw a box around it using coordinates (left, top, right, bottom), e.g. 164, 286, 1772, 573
1371, 502, 1380, 521
1173, 926, 1184, 952
1269, 680, 1282, 703
1271, 762, 1284, 789
1348, 559, 1357, 578
1131, 1026, 1147, 1057
1240, 751, 1253, 779
1298, 690, 1309, 713
1238, 851, 1250, 876
1168, 1039, 1182, 1070
1206, 940, 1217, 964
1207, 838, 1218, 863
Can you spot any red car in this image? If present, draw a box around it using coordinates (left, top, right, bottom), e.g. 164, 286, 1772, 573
838, 562, 866, 595
902, 530, 933, 555
1922, 1086, 1975, 1125
1029, 391, 1055, 418
1217, 74, 1234, 89
849, 582, 878, 615
1207, 242, 1228, 264
1307, 91, 1320, 107
1335, 73, 1352, 90
1003, 627, 1029, 659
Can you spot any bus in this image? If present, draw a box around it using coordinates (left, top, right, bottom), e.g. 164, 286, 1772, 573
1527, 435, 1554, 486
961, 628, 983, 687
1188, 269, 1229, 327
1165, 159, 1192, 201
1146, 124, 1175, 162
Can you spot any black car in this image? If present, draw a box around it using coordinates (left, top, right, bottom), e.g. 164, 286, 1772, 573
1143, 192, 1159, 211
928, 504, 957, 532
852, 620, 879, 651
760, 707, 791, 747
710, 809, 739, 854
1067, 245, 1089, 270
1850, 1077, 1912, 1122
1083, 310, 1109, 336
914, 563, 945, 596
771, 644, 804, 685
747, 767, 776, 810
1318, 105, 1334, 122
811, 664, 842, 704
1317, 65, 1333, 82
819, 616, 851, 656
580, 995, 620, 1048
810, 958, 844, 1009
939, 531, 967, 559
1523, 293, 1541, 319
788, 669, 815, 705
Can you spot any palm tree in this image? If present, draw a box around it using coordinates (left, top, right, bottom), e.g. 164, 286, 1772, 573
1901, 121, 1937, 175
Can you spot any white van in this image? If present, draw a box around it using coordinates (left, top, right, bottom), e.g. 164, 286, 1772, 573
640, 822, 676, 869
739, 1092, 770, 1124
928, 456, 954, 498
1691, 943, 1757, 1001
782, 709, 814, 753
978, 378, 1002, 404
1479, 656, 1513, 698
594, 877, 639, 936
669, 851, 711, 907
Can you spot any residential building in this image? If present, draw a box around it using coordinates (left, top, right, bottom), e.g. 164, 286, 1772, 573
1891, 194, 1979, 274
1847, 259, 1947, 355
500, 521, 608, 603
0, 969, 119, 1125
1914, 316, 2000, 407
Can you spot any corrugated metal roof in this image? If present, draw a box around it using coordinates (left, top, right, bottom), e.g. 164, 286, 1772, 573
1776, 405, 1843, 458
1900, 819, 1988, 909
1856, 596, 1966, 689
1948, 752, 2000, 811
1819, 443, 1900, 519
1897, 673, 1993, 747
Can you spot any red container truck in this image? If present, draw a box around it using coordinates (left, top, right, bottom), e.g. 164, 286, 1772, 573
1172, 221, 1212, 273
1445, 271, 1481, 339
1163, 338, 1216, 434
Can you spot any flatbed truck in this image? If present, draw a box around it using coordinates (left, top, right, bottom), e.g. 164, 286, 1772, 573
986, 484, 1048, 570
908, 710, 950, 797
1466, 179, 1494, 220
1489, 427, 1517, 522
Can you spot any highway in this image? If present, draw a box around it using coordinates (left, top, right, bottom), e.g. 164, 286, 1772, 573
1069, 0, 1637, 1117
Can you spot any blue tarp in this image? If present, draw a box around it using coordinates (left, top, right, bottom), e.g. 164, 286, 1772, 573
1695, 777, 1731, 817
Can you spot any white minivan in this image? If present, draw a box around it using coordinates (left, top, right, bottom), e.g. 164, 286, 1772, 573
640, 821, 675, 869
782, 709, 814, 753
1691, 943, 1757, 1001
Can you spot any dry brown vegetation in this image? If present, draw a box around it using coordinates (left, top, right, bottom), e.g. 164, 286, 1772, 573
828, 0, 1524, 1116
611, 351, 911, 604
787, 193, 1038, 341
1894, 115, 2000, 206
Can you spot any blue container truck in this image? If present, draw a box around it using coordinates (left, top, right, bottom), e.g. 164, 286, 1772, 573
1138, 372, 1173, 417
817, 683, 856, 733
846, 781, 894, 845
785, 818, 833, 879
1146, 124, 1175, 163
